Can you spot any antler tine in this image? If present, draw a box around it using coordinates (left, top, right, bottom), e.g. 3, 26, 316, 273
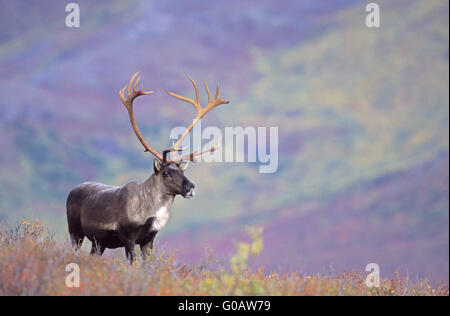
166, 78, 202, 113
119, 72, 162, 160
165, 141, 186, 161
162, 146, 186, 162
132, 75, 141, 94
190, 77, 200, 107
207, 81, 229, 110
214, 81, 219, 100
204, 80, 211, 103
127, 72, 138, 98
170, 139, 187, 160
171, 137, 222, 163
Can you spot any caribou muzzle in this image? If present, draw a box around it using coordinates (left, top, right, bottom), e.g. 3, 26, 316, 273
181, 181, 195, 199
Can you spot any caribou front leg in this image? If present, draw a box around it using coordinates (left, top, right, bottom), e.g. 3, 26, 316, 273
123, 241, 136, 264
90, 242, 105, 256
140, 231, 157, 262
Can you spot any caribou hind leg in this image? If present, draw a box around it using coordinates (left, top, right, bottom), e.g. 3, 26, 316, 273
66, 188, 86, 251
70, 233, 84, 251
67, 207, 84, 250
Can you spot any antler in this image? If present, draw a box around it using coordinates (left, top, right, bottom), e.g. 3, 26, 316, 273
166, 78, 229, 162
119, 73, 228, 164
119, 72, 163, 160
174, 137, 222, 162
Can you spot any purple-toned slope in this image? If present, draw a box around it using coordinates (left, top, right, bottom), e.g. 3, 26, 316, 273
165, 152, 449, 283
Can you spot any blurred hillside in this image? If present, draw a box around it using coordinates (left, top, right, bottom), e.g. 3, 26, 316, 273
0, 0, 448, 283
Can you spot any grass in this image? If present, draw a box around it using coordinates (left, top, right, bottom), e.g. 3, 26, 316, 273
0, 219, 448, 296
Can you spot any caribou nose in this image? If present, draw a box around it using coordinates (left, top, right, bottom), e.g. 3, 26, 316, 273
187, 183, 195, 194
184, 182, 195, 198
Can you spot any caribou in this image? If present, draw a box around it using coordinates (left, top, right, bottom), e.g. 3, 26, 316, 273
66, 73, 229, 263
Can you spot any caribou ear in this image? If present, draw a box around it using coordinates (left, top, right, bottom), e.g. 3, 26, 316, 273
179, 161, 189, 171
154, 159, 162, 173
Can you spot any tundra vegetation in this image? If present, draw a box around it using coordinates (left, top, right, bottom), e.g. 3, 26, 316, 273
0, 219, 447, 296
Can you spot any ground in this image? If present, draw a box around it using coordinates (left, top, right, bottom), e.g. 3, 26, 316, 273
0, 219, 447, 296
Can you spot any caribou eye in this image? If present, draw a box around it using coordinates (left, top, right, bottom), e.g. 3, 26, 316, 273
162, 171, 170, 178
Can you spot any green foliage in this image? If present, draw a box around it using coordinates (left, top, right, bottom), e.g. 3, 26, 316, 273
230, 226, 263, 273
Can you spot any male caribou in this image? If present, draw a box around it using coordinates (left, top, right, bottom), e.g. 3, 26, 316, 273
66, 73, 229, 263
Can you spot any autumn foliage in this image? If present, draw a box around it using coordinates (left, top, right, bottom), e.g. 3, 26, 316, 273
0, 219, 447, 296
